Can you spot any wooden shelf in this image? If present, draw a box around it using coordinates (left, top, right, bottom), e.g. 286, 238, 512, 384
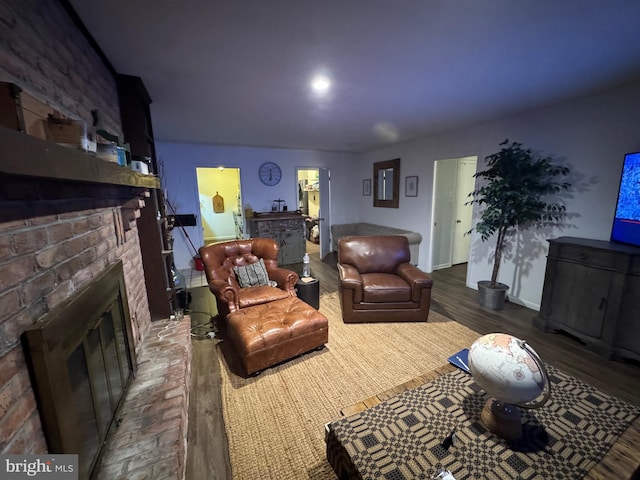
0, 126, 160, 189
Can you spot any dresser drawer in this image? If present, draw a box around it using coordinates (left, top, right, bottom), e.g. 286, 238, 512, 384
553, 244, 617, 269
257, 219, 302, 233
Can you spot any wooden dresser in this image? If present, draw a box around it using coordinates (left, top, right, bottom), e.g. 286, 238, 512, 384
533, 236, 640, 361
246, 212, 305, 265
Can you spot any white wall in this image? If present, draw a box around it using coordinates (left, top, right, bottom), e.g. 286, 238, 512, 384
360, 81, 640, 310
156, 142, 361, 269
158, 81, 640, 311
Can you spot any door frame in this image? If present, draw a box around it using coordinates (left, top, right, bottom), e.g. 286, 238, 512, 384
430, 156, 477, 270
451, 158, 477, 265
194, 166, 243, 247
295, 167, 331, 259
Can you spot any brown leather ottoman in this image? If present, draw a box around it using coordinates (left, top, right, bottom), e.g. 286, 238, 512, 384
226, 296, 329, 376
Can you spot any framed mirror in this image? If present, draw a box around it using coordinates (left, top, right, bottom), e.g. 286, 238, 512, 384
373, 158, 400, 208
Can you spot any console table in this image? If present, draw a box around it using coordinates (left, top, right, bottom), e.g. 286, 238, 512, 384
246, 212, 305, 265
533, 237, 640, 361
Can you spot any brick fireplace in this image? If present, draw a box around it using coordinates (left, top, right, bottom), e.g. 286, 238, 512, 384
1, 2, 191, 477
0, 137, 193, 480
0, 135, 192, 479
0, 172, 153, 454
23, 259, 137, 479
0, 2, 151, 453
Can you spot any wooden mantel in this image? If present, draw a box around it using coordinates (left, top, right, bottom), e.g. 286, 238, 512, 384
0, 126, 160, 189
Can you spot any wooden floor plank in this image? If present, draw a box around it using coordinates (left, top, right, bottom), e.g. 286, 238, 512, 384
185, 286, 232, 480
586, 418, 640, 479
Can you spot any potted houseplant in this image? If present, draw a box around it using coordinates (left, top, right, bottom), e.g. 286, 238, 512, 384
468, 139, 571, 309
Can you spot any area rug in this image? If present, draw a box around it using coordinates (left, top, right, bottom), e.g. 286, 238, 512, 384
326, 366, 640, 480
217, 292, 482, 479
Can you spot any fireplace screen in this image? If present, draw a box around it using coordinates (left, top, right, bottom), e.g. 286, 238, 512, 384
23, 261, 136, 479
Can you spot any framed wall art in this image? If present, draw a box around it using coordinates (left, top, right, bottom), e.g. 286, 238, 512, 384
405, 176, 418, 197
363, 179, 371, 196
373, 158, 400, 208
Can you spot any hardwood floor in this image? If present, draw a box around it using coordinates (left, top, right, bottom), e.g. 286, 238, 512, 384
185, 254, 640, 480
185, 286, 232, 480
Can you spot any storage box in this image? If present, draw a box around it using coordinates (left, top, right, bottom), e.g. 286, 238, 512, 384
117, 146, 128, 166
21, 90, 54, 140
96, 142, 119, 163
96, 143, 128, 165
46, 117, 85, 143
97, 136, 130, 166
131, 160, 149, 174
45, 117, 97, 153
0, 82, 99, 153
0, 82, 54, 139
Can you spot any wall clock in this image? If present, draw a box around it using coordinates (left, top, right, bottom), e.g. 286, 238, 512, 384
258, 161, 282, 186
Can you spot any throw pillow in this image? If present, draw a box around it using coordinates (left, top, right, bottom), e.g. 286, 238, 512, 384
233, 259, 270, 288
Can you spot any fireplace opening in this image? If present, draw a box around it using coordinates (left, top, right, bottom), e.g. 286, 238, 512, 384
22, 260, 137, 479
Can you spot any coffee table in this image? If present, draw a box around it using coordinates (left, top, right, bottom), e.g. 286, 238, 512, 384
326, 364, 640, 480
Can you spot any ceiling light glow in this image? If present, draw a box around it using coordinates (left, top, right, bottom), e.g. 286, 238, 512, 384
373, 122, 399, 142
311, 75, 331, 93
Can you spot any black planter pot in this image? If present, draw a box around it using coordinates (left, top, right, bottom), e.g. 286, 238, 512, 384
477, 281, 509, 310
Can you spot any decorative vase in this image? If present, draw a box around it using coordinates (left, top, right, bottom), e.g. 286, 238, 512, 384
477, 281, 509, 310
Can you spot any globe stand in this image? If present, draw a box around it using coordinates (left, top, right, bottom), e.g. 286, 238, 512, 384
480, 398, 522, 441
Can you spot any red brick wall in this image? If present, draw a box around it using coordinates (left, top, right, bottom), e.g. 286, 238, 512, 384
0, 176, 153, 453
0, 0, 158, 456
0, 0, 123, 137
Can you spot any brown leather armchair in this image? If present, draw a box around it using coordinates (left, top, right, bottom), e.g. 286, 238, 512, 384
199, 238, 328, 376
337, 235, 433, 323
199, 238, 299, 320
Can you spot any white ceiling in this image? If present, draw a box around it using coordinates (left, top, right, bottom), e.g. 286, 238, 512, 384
68, 0, 640, 153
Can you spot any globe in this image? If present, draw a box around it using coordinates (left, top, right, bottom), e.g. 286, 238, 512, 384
468, 333, 551, 440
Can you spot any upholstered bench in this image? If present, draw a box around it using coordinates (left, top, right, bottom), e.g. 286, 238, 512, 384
226, 296, 329, 376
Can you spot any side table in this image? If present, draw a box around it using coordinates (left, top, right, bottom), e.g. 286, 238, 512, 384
296, 277, 319, 310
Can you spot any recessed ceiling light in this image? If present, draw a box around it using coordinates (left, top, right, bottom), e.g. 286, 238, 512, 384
311, 75, 331, 93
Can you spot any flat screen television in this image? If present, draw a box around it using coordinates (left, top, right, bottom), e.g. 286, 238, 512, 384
611, 151, 640, 248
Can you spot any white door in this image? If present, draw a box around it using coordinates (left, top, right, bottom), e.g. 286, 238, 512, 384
318, 168, 331, 259
431, 160, 458, 270
452, 159, 477, 265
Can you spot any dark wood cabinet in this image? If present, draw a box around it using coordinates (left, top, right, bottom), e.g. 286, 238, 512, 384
533, 236, 640, 361
246, 213, 305, 265
118, 75, 175, 320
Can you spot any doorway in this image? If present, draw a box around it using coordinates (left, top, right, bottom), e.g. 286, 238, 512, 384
431, 156, 477, 270
296, 167, 331, 260
195, 167, 243, 246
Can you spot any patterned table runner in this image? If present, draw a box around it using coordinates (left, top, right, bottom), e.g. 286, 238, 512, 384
326, 365, 639, 479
